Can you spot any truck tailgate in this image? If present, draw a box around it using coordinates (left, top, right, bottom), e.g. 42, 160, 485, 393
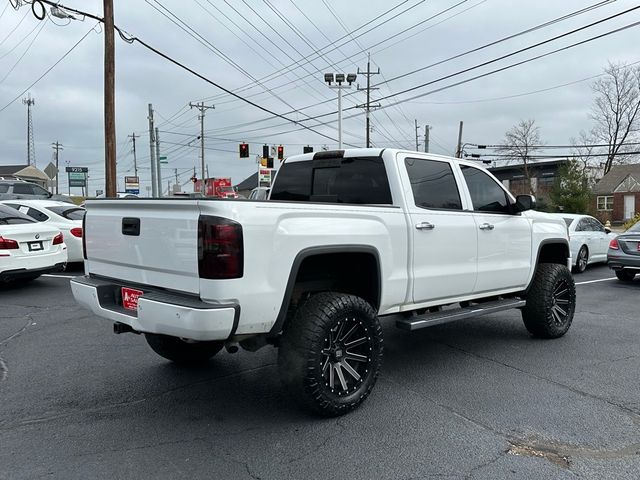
84, 200, 201, 293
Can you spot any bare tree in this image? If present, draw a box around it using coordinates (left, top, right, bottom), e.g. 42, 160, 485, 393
499, 119, 542, 195
570, 130, 599, 186
590, 61, 640, 174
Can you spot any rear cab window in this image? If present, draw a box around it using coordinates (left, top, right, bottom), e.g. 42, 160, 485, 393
270, 154, 392, 205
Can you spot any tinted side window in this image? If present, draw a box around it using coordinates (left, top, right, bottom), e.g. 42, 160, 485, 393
405, 158, 461, 210
12, 184, 34, 195
32, 185, 50, 196
270, 161, 312, 201
575, 219, 589, 232
589, 218, 605, 232
271, 156, 392, 204
26, 207, 49, 222
461, 166, 510, 214
0, 184, 9, 193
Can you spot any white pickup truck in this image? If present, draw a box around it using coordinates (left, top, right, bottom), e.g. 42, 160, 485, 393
71, 148, 575, 416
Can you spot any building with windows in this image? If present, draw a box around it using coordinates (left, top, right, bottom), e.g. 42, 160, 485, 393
592, 164, 640, 224
487, 159, 566, 209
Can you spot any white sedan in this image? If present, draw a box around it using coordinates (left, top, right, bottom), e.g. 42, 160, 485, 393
555, 213, 616, 273
0, 199, 85, 263
0, 204, 67, 284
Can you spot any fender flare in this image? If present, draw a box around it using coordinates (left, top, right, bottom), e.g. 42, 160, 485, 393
268, 245, 382, 337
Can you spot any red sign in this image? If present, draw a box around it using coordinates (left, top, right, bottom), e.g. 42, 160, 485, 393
121, 287, 143, 311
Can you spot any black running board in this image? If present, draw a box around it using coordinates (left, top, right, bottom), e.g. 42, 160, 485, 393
395, 299, 526, 331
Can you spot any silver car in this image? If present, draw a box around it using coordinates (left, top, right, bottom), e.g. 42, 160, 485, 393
607, 220, 640, 281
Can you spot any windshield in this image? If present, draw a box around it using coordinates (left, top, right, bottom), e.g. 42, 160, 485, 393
45, 206, 86, 220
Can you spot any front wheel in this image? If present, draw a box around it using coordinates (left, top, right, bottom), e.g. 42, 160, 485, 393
615, 270, 636, 282
145, 333, 224, 365
278, 292, 383, 417
522, 263, 576, 339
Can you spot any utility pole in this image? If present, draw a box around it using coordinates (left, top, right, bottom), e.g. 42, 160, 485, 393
455, 121, 464, 158
424, 125, 431, 153
414, 119, 420, 151
51, 141, 63, 194
189, 101, 215, 194
356, 53, 380, 148
148, 104, 157, 197
155, 127, 162, 197
103, 0, 116, 197
23, 94, 35, 166
128, 132, 139, 177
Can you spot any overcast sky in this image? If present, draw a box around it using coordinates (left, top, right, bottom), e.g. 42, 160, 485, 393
0, 0, 638, 195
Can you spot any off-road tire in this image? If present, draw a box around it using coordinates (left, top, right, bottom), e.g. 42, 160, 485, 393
522, 263, 576, 339
145, 333, 224, 365
572, 246, 588, 274
278, 292, 383, 417
615, 269, 636, 282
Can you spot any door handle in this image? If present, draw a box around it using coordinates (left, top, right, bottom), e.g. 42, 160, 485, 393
415, 222, 435, 230
479, 223, 494, 231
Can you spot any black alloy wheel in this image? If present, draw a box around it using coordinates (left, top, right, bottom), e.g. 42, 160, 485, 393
522, 263, 576, 339
278, 292, 383, 417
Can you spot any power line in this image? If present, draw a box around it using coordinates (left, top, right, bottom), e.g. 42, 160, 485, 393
0, 24, 96, 114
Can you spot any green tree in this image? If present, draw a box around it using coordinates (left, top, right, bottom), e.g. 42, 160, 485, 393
550, 159, 592, 213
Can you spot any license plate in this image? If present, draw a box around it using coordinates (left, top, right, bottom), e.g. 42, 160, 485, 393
28, 241, 43, 251
121, 287, 143, 311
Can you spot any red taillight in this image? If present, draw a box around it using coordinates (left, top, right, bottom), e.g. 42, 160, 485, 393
52, 232, 64, 245
0, 236, 19, 249
70, 227, 83, 238
198, 215, 243, 279
609, 238, 619, 250
82, 214, 87, 259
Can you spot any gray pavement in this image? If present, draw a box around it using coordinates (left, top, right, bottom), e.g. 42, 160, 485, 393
0, 264, 639, 479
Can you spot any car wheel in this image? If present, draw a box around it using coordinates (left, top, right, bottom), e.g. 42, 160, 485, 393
522, 263, 576, 339
145, 333, 224, 365
278, 292, 383, 417
615, 270, 636, 282
572, 246, 588, 274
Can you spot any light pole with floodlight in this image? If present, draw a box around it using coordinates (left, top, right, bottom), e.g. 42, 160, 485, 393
324, 72, 357, 149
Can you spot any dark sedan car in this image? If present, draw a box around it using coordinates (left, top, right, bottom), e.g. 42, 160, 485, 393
607, 220, 640, 281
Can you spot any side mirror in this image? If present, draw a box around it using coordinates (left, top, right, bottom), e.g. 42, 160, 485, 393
514, 194, 536, 212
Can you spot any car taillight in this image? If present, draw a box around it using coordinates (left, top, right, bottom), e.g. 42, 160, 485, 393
198, 215, 243, 279
609, 238, 619, 250
52, 232, 64, 245
70, 227, 83, 238
0, 236, 19, 249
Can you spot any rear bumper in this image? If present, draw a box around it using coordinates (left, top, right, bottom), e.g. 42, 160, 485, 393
0, 262, 66, 282
607, 254, 640, 271
70, 275, 239, 341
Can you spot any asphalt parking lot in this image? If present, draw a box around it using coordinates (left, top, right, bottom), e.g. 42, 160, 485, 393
1, 264, 639, 480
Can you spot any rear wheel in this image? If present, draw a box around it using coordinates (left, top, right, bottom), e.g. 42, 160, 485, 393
522, 263, 576, 339
278, 292, 383, 417
573, 246, 588, 274
145, 333, 224, 365
615, 270, 636, 282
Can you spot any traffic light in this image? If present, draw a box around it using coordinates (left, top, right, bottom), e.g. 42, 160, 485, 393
267, 157, 274, 169
262, 144, 269, 159
277, 145, 284, 160
260, 158, 267, 167
239, 143, 249, 158
303, 146, 313, 154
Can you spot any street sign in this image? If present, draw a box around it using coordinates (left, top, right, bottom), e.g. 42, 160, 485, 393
159, 156, 168, 164
96, 189, 104, 196
125, 176, 140, 194
259, 168, 271, 184
44, 162, 58, 179
68, 171, 86, 187
65, 166, 88, 173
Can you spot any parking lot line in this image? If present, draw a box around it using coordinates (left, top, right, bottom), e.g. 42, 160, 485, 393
575, 277, 617, 285
42, 274, 75, 279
